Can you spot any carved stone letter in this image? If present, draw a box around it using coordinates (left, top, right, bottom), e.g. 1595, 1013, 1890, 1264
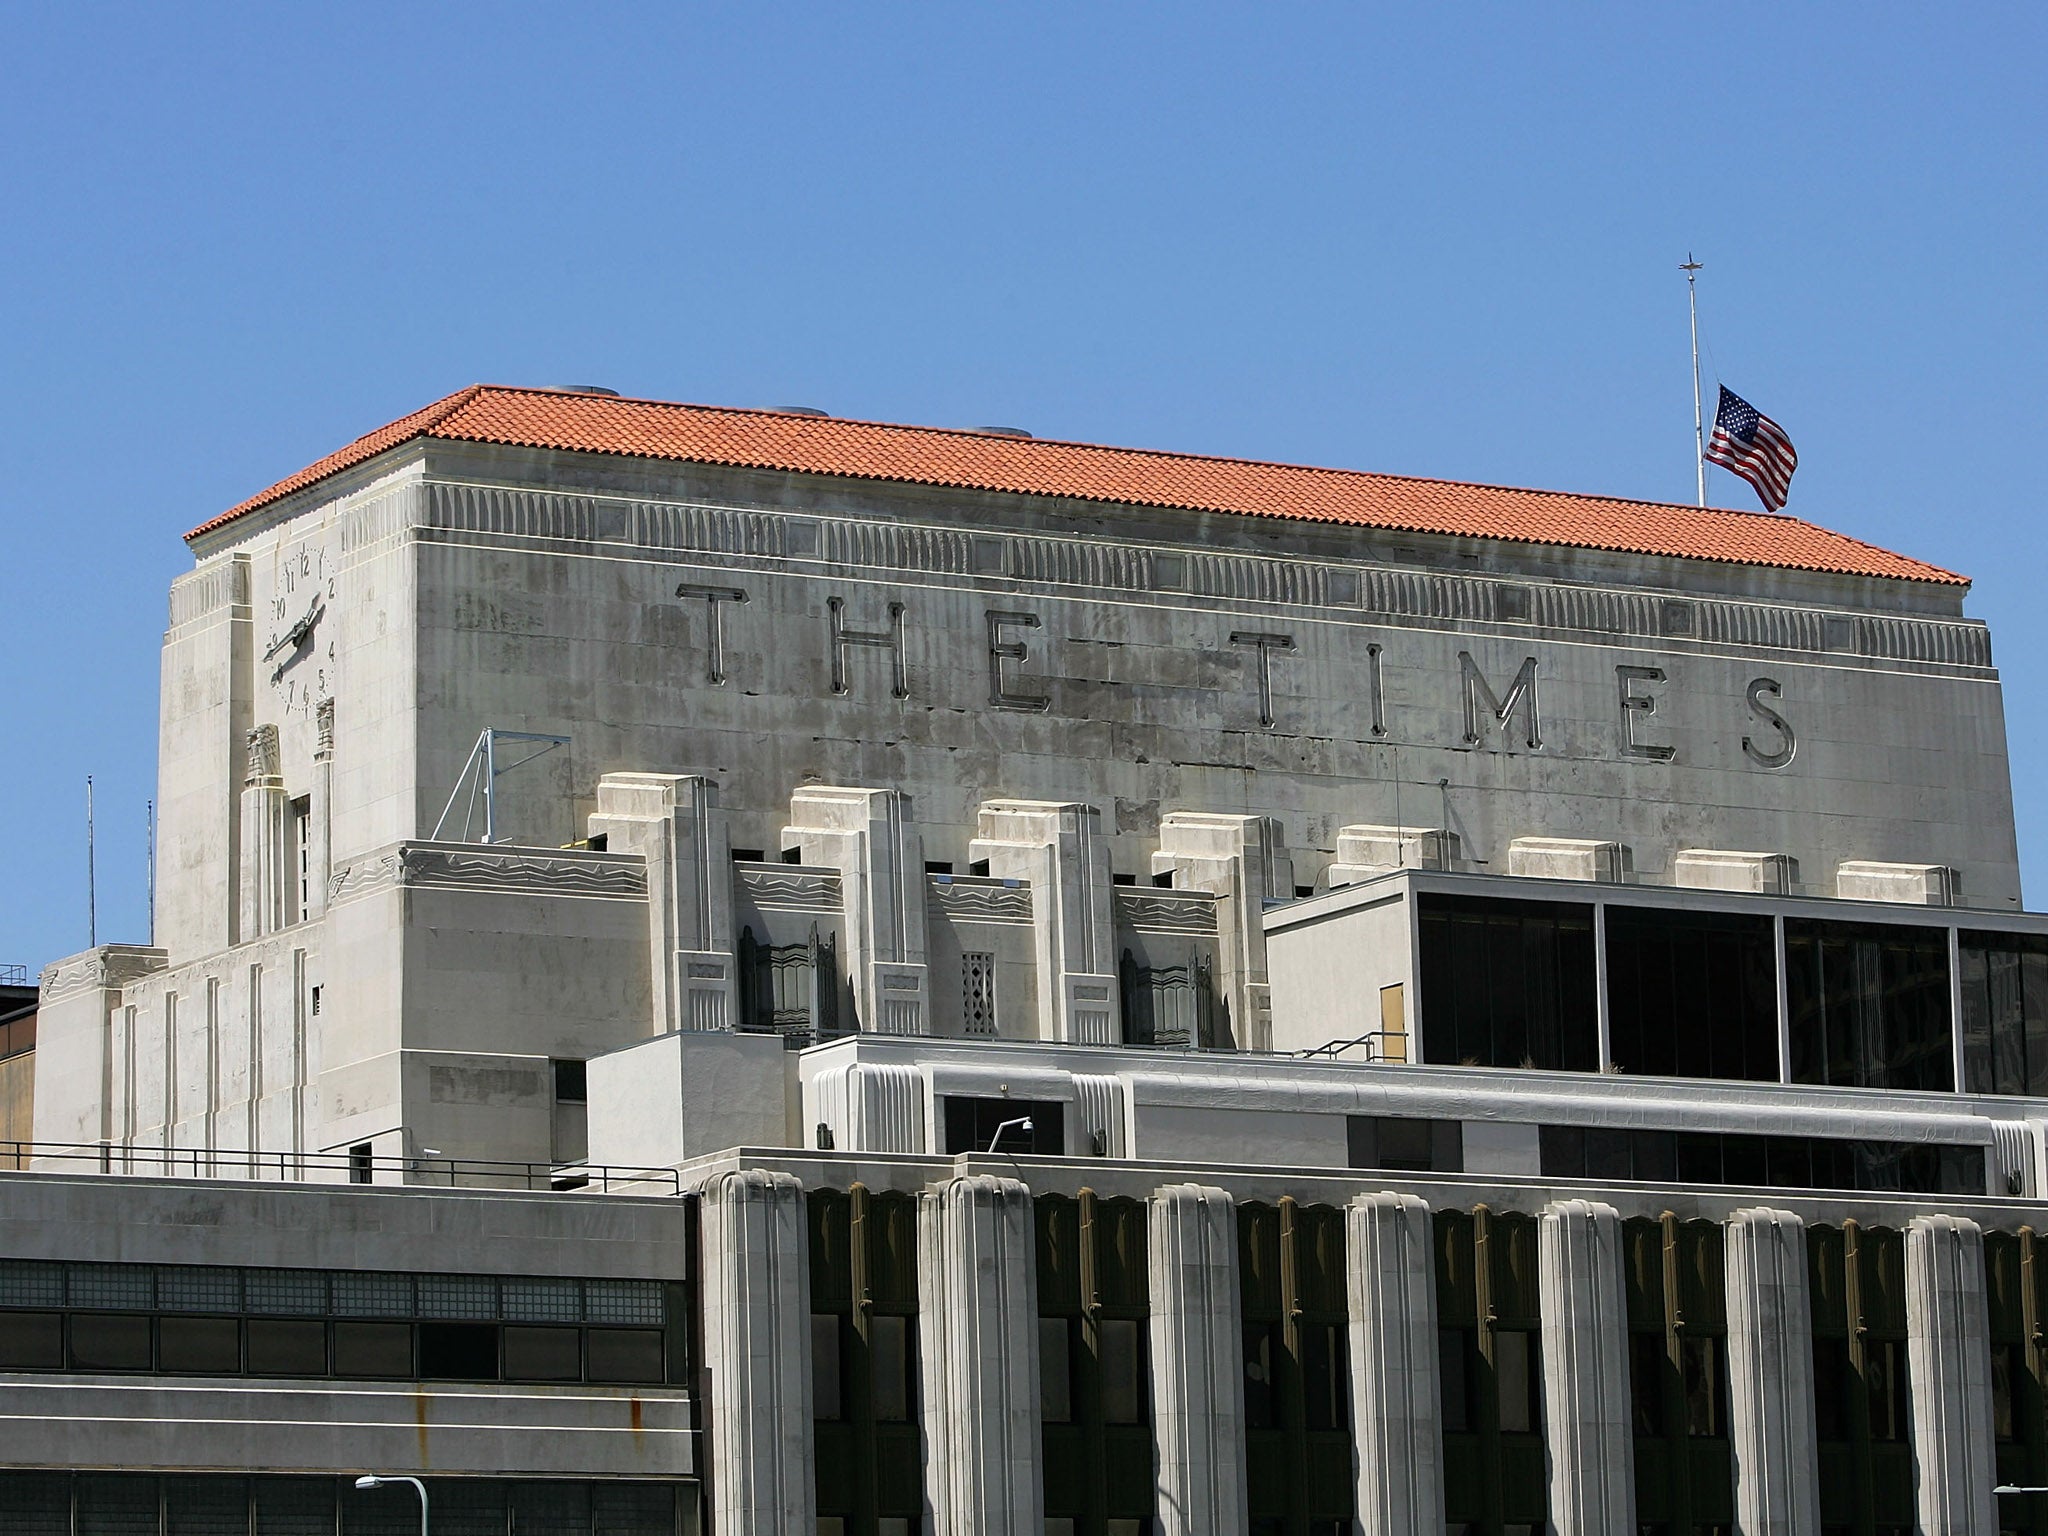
1229, 631, 1295, 730
1459, 653, 1541, 749
828, 597, 908, 698
985, 610, 1048, 711
1616, 665, 1676, 761
1742, 676, 1796, 769
675, 583, 749, 685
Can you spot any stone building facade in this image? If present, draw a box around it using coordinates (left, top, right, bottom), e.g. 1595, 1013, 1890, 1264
14, 384, 2048, 1535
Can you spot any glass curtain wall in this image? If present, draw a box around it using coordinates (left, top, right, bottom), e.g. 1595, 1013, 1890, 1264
1985, 1229, 2048, 1534
1418, 895, 1598, 1071
1604, 908, 1777, 1082
1786, 920, 1953, 1092
1961, 931, 2048, 1097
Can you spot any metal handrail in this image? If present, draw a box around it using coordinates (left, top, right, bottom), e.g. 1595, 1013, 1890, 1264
1296, 1028, 1409, 1063
0, 964, 28, 987
0, 1140, 679, 1194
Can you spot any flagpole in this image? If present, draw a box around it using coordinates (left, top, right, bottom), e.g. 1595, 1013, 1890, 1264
1681, 254, 1706, 507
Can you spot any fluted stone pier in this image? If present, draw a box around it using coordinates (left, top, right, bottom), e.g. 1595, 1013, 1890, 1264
1346, 1191, 1444, 1536
1148, 1182, 1248, 1536
1538, 1199, 1635, 1536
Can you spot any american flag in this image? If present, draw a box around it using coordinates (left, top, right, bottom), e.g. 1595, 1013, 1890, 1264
1704, 385, 1798, 511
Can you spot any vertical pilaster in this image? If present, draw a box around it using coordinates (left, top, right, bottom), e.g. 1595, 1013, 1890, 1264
918, 1174, 1041, 1536
785, 786, 930, 1034
1538, 1199, 1635, 1536
1152, 812, 1294, 1050
1907, 1214, 1998, 1536
591, 772, 737, 1033
701, 1169, 815, 1536
971, 800, 1119, 1044
238, 724, 290, 940
307, 698, 334, 922
1147, 1182, 1247, 1536
1725, 1207, 1821, 1536
1347, 1191, 1444, 1536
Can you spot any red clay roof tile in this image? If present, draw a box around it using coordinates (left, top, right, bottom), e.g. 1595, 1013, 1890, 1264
188, 385, 1966, 586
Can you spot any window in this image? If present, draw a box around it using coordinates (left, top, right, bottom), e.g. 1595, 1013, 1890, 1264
159, 1316, 240, 1374
811, 1314, 843, 1420
869, 1313, 912, 1421
291, 797, 312, 924
1787, 918, 1953, 1092
1960, 930, 2048, 1096
961, 952, 996, 1035
1808, 1223, 1915, 1531
1604, 906, 1777, 1081
1435, 1207, 1547, 1532
0, 1311, 60, 1369
584, 1328, 664, 1384
1347, 1115, 1462, 1173
1239, 1200, 1355, 1530
942, 1096, 1064, 1155
69, 1313, 151, 1371
1538, 1124, 1983, 1195
1623, 1216, 1733, 1531
1418, 893, 1598, 1071
504, 1326, 581, 1382
552, 1060, 588, 1166
1039, 1316, 1073, 1423
248, 1318, 327, 1375
333, 1321, 411, 1378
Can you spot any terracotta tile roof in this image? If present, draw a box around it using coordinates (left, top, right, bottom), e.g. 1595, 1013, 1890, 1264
189, 384, 1967, 586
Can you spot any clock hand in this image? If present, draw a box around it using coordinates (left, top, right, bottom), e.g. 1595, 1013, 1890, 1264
262, 597, 325, 663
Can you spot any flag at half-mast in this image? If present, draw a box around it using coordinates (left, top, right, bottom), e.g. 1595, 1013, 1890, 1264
1704, 385, 1798, 511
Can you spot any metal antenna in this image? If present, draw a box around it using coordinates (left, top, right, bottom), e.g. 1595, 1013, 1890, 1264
146, 798, 156, 947
86, 776, 96, 948
1681, 254, 1707, 507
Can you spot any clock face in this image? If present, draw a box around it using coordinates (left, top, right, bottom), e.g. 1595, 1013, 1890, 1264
264, 533, 337, 716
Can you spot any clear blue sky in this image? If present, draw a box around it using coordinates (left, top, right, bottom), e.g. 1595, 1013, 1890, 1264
3, 4, 2043, 972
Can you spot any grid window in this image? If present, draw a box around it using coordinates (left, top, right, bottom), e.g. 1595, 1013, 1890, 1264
68, 1263, 154, 1311
419, 1275, 498, 1320
0, 1261, 63, 1308
159, 1266, 243, 1314
245, 1269, 326, 1316
502, 1276, 582, 1323
331, 1272, 415, 1319
585, 1279, 664, 1326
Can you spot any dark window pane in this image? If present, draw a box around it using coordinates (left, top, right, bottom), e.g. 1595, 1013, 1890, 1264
1039, 1316, 1073, 1423
1099, 1317, 1144, 1426
247, 1319, 326, 1376
77, 1474, 160, 1536
1993, 1342, 2018, 1441
503, 1325, 581, 1382
1242, 1320, 1278, 1429
1303, 1320, 1346, 1431
870, 1314, 912, 1421
1495, 1328, 1538, 1433
1788, 919, 1953, 1092
1539, 1124, 1587, 1179
510, 1481, 589, 1536
167, 1475, 249, 1536
811, 1314, 843, 1420
1605, 907, 1777, 1082
1813, 1337, 1850, 1441
1440, 1327, 1472, 1433
0, 1472, 72, 1536
585, 1327, 663, 1384
1419, 894, 1597, 1071
941, 1096, 1065, 1155
254, 1477, 335, 1536
159, 1315, 241, 1374
417, 1321, 497, 1380
0, 1311, 62, 1369
334, 1321, 413, 1378
70, 1312, 152, 1371
1377, 1117, 1434, 1171
592, 1483, 676, 1534
1629, 1330, 1666, 1436
1682, 1335, 1723, 1436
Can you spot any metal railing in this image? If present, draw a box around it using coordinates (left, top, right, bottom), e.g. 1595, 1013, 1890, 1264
1296, 1029, 1409, 1064
0, 1140, 680, 1195
0, 964, 28, 987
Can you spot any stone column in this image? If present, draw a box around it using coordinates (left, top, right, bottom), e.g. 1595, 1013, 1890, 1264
238, 724, 291, 940
1724, 1207, 1821, 1536
1538, 1199, 1635, 1536
784, 787, 930, 1034
1151, 812, 1294, 1051
1148, 1183, 1248, 1536
1347, 1192, 1444, 1536
970, 800, 1119, 1044
700, 1168, 815, 1536
918, 1175, 1041, 1536
590, 772, 736, 1033
306, 699, 335, 922
1907, 1214, 1998, 1536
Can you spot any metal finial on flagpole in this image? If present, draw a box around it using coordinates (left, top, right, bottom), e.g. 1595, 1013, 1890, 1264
1681, 254, 1706, 507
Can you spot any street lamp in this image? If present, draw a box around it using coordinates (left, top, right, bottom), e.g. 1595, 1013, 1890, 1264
355, 1475, 428, 1536
986, 1115, 1033, 1153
